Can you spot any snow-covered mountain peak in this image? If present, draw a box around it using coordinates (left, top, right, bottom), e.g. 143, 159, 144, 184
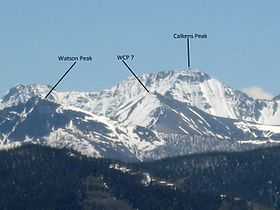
1, 69, 279, 126
109, 69, 235, 118
140, 69, 210, 84
111, 69, 210, 94
93, 69, 280, 125
1, 76, 280, 161
1, 84, 56, 107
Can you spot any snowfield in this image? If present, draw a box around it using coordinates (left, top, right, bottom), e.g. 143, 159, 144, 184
1, 69, 280, 161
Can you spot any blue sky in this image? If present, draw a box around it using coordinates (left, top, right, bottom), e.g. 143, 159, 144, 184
0, 0, 279, 97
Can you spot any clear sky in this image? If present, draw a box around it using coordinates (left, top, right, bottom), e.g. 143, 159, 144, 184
0, 0, 279, 97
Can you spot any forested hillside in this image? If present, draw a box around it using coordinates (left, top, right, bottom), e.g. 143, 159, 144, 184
0, 145, 279, 210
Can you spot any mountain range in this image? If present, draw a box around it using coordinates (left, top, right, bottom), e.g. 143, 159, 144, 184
0, 69, 280, 161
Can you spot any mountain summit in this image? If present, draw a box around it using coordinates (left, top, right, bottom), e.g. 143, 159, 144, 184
1, 69, 280, 161
17, 69, 277, 125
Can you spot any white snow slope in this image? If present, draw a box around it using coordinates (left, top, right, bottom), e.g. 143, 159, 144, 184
2, 69, 279, 125
1, 69, 280, 161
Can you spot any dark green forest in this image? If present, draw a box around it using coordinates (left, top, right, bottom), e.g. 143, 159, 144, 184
0, 144, 280, 210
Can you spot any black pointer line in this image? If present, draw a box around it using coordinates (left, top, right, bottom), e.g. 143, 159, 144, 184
186, 38, 191, 69
121, 60, 150, 94
4, 62, 77, 143
5, 62, 76, 141
45, 61, 77, 99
